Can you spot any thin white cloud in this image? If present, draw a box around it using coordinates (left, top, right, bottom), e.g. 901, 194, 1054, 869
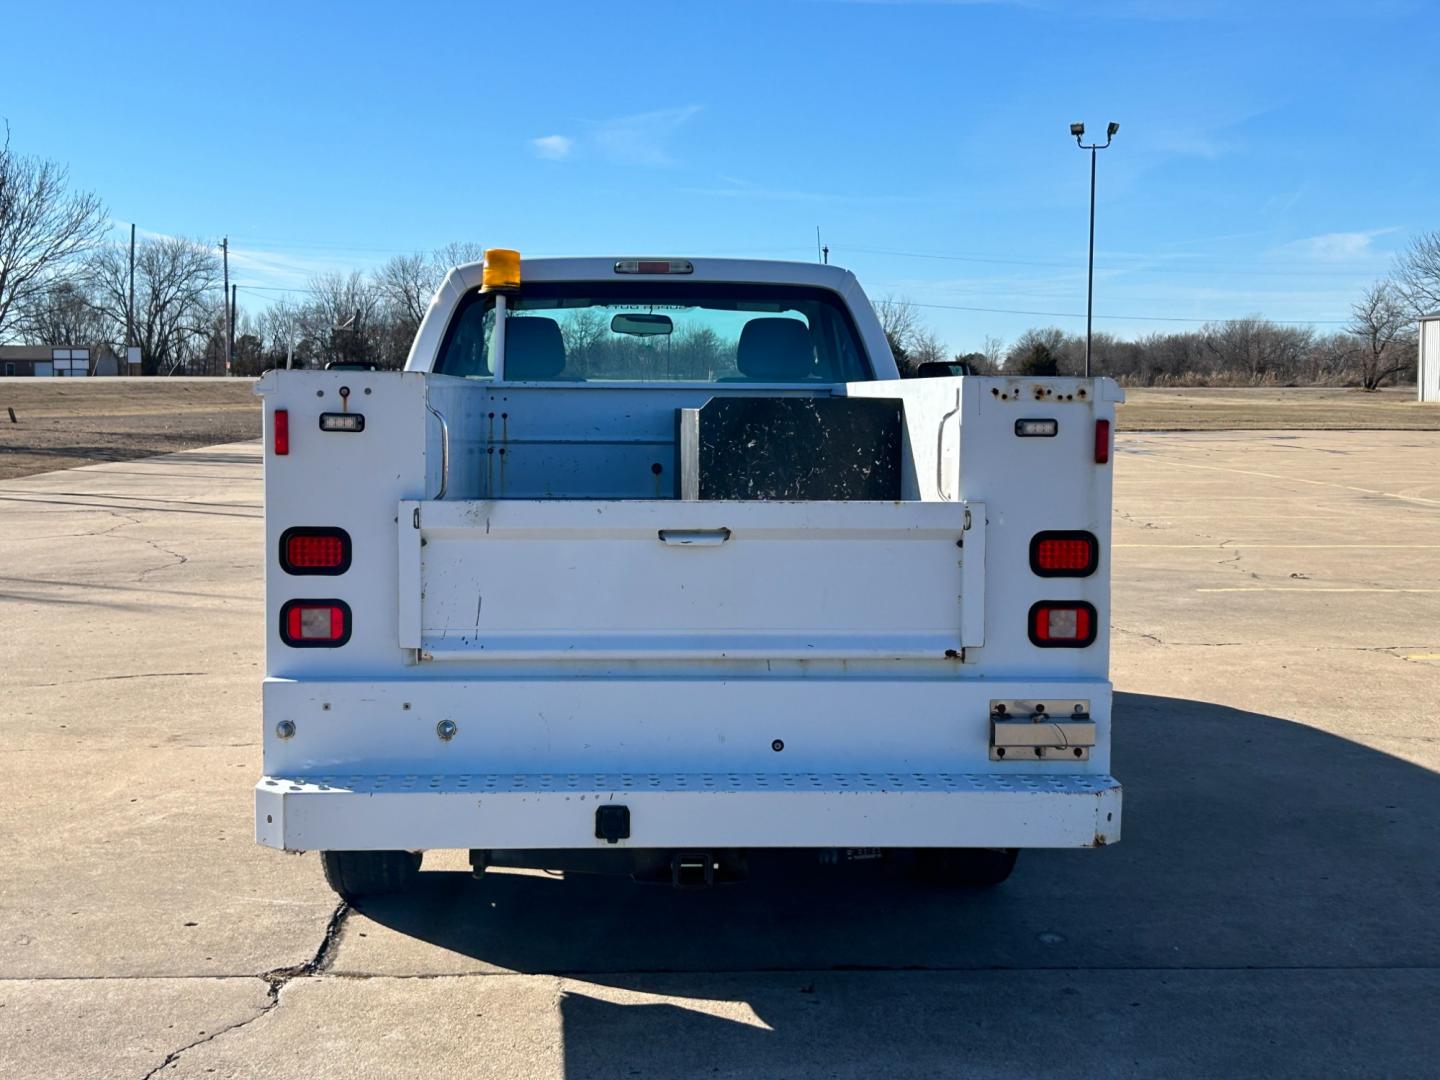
528, 106, 702, 167
1277, 228, 1400, 263
1150, 130, 1231, 161
226, 245, 360, 285
1261, 185, 1305, 217
530, 134, 575, 161
589, 105, 702, 167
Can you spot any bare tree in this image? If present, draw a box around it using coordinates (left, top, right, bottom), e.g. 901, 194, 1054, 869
1347, 280, 1415, 390
981, 334, 1004, 370
1307, 332, 1361, 386
431, 241, 486, 275
374, 242, 486, 354
1200, 317, 1313, 383
308, 270, 385, 366
257, 297, 312, 368
907, 329, 948, 370
1393, 230, 1440, 316
872, 294, 922, 365
16, 277, 107, 347
0, 125, 108, 340
375, 252, 433, 330
88, 235, 219, 374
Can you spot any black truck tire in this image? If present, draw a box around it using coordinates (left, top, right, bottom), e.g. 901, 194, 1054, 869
321, 850, 422, 901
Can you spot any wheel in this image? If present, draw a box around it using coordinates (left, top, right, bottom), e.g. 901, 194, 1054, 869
320, 850, 422, 901
912, 848, 1018, 887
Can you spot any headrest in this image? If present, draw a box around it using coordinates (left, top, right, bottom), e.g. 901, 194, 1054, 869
505, 317, 566, 380
736, 318, 815, 381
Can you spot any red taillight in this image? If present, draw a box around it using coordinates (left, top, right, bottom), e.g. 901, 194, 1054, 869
1030, 531, 1098, 577
1029, 601, 1097, 648
1094, 418, 1111, 465
280, 527, 351, 575
274, 409, 289, 456
280, 599, 351, 647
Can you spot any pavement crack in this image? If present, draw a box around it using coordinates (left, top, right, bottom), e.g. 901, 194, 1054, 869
21, 671, 207, 688
136, 538, 190, 581
1113, 627, 1247, 648
138, 1001, 273, 1080
261, 899, 350, 1001
1113, 509, 1162, 531
1114, 626, 1165, 646
138, 901, 350, 1077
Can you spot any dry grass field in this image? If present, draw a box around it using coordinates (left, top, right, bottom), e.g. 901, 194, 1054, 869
0, 378, 258, 479
1118, 385, 1438, 431
0, 378, 1435, 480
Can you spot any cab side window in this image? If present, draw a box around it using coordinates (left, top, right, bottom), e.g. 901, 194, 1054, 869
435, 297, 494, 379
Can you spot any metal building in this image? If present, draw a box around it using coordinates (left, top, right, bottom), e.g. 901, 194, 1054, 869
1422, 313, 1440, 402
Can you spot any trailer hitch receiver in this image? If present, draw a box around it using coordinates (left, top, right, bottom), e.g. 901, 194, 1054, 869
671, 852, 716, 888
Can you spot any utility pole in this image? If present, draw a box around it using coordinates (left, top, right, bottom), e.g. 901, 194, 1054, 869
126, 224, 136, 368
220, 236, 230, 376
816, 226, 823, 263
230, 284, 237, 374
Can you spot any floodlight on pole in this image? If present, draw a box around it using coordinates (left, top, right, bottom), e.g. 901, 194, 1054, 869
1070, 120, 1120, 378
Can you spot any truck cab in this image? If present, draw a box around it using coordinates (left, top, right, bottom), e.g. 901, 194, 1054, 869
254, 252, 1122, 897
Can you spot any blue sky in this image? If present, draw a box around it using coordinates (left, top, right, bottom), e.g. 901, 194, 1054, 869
6, 0, 1438, 350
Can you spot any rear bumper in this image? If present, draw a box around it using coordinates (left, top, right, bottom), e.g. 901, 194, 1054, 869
255, 771, 1121, 852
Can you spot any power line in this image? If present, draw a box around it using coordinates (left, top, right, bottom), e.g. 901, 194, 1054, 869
843, 244, 1387, 279
904, 299, 1347, 326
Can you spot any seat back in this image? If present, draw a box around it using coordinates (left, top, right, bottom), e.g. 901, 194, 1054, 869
505, 317, 566, 380
736, 318, 815, 381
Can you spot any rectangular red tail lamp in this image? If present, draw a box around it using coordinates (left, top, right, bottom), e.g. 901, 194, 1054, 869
1029, 601, 1098, 648
1095, 419, 1111, 464
279, 527, 351, 575
273, 409, 289, 456
280, 599, 351, 648
1030, 531, 1098, 577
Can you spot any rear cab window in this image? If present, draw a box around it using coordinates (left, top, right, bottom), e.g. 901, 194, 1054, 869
434, 281, 872, 383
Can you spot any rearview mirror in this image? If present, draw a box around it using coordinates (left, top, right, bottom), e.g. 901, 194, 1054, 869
611, 313, 673, 337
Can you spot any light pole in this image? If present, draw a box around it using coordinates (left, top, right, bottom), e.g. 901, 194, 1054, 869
1071, 121, 1119, 378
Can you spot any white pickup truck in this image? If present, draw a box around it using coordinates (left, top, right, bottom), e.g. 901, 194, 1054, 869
254, 251, 1122, 898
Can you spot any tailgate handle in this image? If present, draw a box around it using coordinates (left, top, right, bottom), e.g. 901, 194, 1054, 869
658, 528, 731, 547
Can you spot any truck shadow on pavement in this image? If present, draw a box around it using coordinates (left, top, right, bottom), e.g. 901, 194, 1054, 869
349, 691, 1440, 1078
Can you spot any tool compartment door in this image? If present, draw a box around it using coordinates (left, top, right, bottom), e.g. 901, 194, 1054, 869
399, 500, 982, 660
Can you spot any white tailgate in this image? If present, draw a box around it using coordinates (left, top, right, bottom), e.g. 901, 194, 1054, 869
399, 500, 983, 660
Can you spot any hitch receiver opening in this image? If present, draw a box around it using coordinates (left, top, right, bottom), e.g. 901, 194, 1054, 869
671, 852, 716, 888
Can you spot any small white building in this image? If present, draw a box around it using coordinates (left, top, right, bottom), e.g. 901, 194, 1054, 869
1422, 313, 1439, 402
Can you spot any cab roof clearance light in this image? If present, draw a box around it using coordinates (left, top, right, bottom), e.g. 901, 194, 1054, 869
614, 259, 694, 275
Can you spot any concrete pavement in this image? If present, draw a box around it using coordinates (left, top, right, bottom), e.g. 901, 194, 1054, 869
2, 431, 1439, 1078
